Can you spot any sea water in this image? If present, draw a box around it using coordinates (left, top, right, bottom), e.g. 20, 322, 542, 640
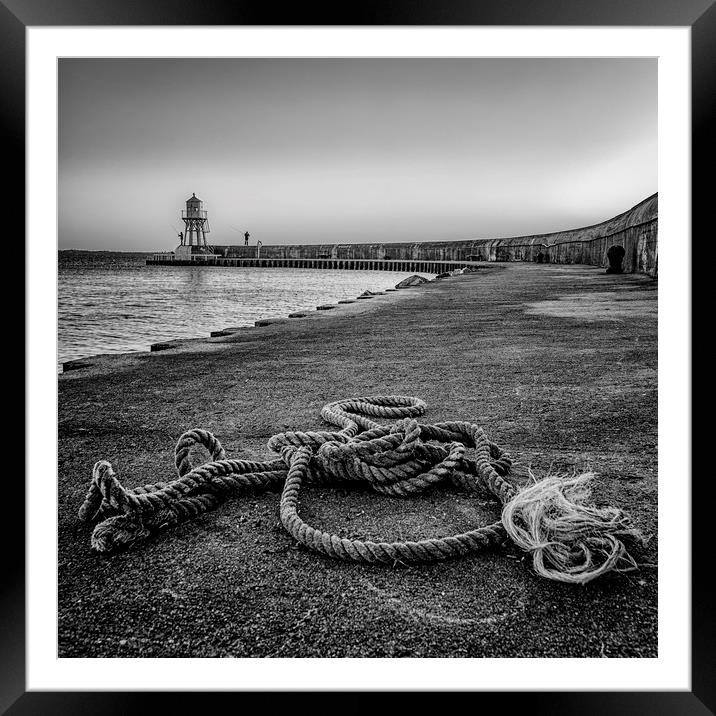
58, 253, 428, 370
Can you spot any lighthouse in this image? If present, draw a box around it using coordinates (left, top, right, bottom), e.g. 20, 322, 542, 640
174, 193, 217, 261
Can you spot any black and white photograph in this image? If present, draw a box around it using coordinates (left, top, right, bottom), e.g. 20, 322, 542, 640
57, 54, 660, 659
11, 9, 704, 707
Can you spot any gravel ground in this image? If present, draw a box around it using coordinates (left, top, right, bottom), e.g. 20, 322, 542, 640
58, 262, 657, 659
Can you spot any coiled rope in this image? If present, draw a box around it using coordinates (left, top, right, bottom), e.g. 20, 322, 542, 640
78, 395, 642, 584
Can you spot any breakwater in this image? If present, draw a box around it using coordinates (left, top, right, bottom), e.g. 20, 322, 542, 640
148, 257, 466, 274
148, 193, 657, 277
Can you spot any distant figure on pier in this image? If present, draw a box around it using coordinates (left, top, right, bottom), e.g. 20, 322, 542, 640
244, 231, 250, 246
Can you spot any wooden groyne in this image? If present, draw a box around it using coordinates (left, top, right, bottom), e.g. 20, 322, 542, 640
147, 193, 658, 277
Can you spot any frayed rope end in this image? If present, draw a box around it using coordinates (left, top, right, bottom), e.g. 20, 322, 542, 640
91, 515, 151, 553
501, 472, 644, 585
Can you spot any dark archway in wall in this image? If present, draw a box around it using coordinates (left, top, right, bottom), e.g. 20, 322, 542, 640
606, 245, 626, 274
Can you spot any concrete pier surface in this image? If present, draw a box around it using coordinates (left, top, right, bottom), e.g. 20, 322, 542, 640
58, 263, 657, 658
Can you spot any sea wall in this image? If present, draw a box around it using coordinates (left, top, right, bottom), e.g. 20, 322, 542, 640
212, 194, 657, 277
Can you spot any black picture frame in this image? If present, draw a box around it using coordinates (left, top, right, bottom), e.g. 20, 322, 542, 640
10, 0, 710, 713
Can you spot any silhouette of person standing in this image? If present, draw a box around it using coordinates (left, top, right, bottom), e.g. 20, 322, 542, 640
244, 231, 250, 246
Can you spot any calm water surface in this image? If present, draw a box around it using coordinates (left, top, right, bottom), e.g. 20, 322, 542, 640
58, 253, 428, 370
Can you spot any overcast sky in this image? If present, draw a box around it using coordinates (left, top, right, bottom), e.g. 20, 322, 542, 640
58, 58, 656, 251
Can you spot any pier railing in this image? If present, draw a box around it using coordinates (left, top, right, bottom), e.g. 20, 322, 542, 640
145, 257, 478, 274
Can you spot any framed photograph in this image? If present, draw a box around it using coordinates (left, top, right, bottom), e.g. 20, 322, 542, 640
13, 0, 708, 712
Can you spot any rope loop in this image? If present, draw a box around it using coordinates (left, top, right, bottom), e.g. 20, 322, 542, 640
175, 429, 226, 477
77, 395, 643, 583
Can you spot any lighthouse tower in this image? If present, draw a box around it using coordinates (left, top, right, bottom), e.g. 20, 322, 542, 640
175, 193, 215, 261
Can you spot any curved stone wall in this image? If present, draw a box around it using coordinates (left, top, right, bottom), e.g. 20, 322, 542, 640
213, 193, 657, 277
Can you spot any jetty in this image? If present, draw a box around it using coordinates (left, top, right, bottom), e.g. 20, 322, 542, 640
58, 261, 657, 658
148, 193, 658, 277
148, 256, 475, 274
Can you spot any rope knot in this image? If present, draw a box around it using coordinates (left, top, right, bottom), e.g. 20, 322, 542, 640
279, 444, 304, 465
389, 418, 421, 454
